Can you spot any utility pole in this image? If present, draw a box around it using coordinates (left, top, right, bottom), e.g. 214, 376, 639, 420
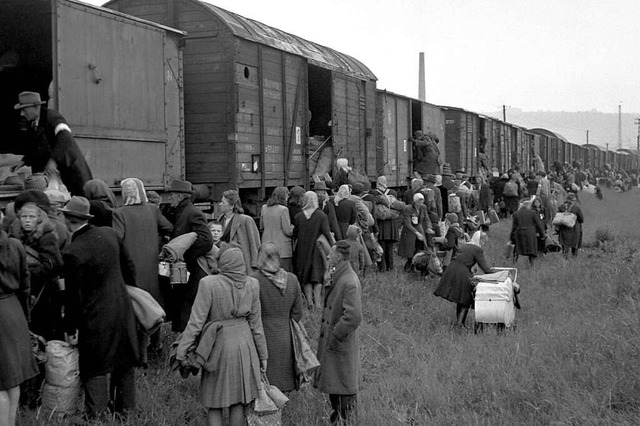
503, 105, 506, 122
586, 130, 589, 145
635, 118, 640, 171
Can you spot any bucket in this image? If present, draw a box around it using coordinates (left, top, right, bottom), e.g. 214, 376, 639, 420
158, 261, 171, 277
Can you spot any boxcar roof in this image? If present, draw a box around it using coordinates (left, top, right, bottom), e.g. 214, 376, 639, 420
528, 128, 569, 143
198, 1, 376, 81
583, 144, 603, 151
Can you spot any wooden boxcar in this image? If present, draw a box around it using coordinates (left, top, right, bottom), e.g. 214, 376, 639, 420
0, 0, 185, 195
377, 90, 445, 187
105, 0, 378, 200
443, 107, 480, 176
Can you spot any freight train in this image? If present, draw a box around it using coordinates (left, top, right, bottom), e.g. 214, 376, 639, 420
1, 0, 635, 211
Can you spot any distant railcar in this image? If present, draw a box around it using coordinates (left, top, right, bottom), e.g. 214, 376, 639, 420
443, 107, 480, 176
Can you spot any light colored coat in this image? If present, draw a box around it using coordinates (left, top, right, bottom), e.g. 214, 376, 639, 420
226, 213, 261, 274
315, 260, 362, 395
260, 204, 293, 259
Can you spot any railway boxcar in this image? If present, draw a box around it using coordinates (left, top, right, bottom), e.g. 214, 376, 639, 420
376, 90, 445, 188
0, 0, 185, 198
443, 107, 479, 176
478, 116, 500, 172
105, 0, 378, 201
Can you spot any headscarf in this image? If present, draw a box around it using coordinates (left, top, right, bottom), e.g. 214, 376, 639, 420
334, 184, 351, 206
217, 244, 247, 289
411, 179, 423, 191
301, 191, 319, 219
413, 192, 424, 204
121, 177, 148, 206
469, 230, 486, 247
376, 176, 388, 194
435, 175, 443, 186
257, 242, 288, 294
84, 179, 119, 208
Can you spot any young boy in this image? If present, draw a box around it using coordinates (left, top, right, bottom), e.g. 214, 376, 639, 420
208, 220, 223, 247
345, 224, 366, 276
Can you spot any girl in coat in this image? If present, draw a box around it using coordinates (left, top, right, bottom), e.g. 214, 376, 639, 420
260, 187, 294, 272
177, 245, 267, 426
219, 190, 261, 274
255, 243, 303, 392
434, 230, 492, 329
557, 193, 584, 258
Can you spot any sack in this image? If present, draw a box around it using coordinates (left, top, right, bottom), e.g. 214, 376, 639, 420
552, 212, 577, 228
504, 181, 518, 197
262, 374, 289, 409
41, 381, 83, 416
45, 341, 80, 388
428, 252, 443, 275
374, 202, 398, 220
503, 241, 515, 259
291, 320, 320, 388
448, 194, 461, 213
245, 404, 282, 426
126, 285, 165, 333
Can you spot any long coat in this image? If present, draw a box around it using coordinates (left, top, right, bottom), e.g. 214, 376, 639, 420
256, 271, 303, 392
557, 203, 584, 249
510, 208, 545, 256
397, 203, 432, 259
315, 260, 362, 395
434, 243, 491, 307
260, 204, 293, 259
293, 210, 334, 285
62, 225, 139, 378
334, 199, 357, 241
113, 204, 173, 306
166, 198, 214, 331
221, 213, 261, 273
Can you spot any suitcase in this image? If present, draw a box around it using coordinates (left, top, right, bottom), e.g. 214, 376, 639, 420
488, 209, 500, 224
473, 268, 517, 327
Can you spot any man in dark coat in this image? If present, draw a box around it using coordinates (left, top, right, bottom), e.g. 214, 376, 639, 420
164, 179, 213, 332
61, 196, 139, 418
11, 91, 93, 196
510, 201, 546, 265
315, 241, 362, 425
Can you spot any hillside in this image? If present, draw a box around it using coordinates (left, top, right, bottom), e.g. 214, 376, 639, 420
484, 109, 639, 151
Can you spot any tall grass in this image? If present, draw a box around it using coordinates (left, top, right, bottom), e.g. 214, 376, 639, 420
20, 187, 640, 425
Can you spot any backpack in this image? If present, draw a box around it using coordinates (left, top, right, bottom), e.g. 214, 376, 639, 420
504, 181, 518, 197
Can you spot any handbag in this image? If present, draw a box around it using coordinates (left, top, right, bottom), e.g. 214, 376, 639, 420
552, 212, 577, 228
126, 285, 165, 333
290, 320, 320, 388
262, 373, 288, 409
253, 386, 278, 415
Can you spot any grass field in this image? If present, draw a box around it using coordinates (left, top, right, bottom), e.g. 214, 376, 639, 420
21, 187, 640, 425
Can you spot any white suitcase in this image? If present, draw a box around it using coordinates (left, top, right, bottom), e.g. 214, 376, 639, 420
473, 268, 517, 327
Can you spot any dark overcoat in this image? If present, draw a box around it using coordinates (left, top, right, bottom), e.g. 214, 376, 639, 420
315, 260, 362, 395
557, 203, 584, 249
292, 210, 334, 285
166, 198, 214, 331
510, 208, 545, 256
334, 199, 357, 241
62, 225, 139, 379
434, 243, 491, 307
397, 203, 432, 259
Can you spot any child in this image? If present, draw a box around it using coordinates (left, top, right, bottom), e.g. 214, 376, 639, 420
208, 220, 223, 247
345, 224, 366, 276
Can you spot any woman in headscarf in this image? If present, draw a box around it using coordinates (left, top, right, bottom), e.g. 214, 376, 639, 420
293, 191, 335, 310
434, 230, 492, 329
333, 184, 357, 240
557, 193, 584, 258
218, 190, 261, 274
255, 242, 303, 392
260, 187, 294, 272
176, 244, 267, 426
112, 178, 174, 364
510, 200, 546, 266
373, 176, 400, 271
0, 228, 38, 426
397, 192, 433, 272
83, 179, 119, 227
10, 190, 63, 341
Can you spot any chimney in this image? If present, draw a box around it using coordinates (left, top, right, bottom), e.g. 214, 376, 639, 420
418, 52, 425, 101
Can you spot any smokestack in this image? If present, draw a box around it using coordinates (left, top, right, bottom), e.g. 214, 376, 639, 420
418, 52, 425, 101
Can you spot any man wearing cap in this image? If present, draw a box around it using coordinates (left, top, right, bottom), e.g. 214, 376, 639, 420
315, 241, 362, 425
11, 91, 92, 196
313, 181, 341, 240
164, 179, 213, 332
60, 196, 139, 418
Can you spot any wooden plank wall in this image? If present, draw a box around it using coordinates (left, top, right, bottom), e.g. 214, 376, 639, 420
377, 92, 410, 188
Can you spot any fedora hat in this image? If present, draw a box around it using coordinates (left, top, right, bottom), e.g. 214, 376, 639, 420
14, 91, 46, 110
313, 181, 329, 192
168, 179, 193, 194
60, 196, 94, 219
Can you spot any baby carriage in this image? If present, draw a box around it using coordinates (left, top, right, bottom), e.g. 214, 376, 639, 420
472, 267, 519, 332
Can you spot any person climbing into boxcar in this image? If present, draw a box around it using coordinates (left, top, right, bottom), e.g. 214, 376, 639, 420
334, 158, 352, 187
11, 91, 92, 196
410, 130, 441, 177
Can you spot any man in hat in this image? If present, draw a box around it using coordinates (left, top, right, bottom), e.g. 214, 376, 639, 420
164, 179, 213, 332
11, 91, 92, 196
60, 196, 139, 418
315, 241, 362, 425
314, 181, 341, 240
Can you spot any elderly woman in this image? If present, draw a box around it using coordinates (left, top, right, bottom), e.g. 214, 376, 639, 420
434, 213, 468, 271
84, 179, 119, 227
398, 192, 433, 272
333, 184, 357, 240
255, 242, 303, 392
557, 193, 584, 258
113, 178, 174, 364
510, 200, 546, 265
177, 244, 268, 426
260, 187, 294, 272
434, 231, 492, 329
10, 190, 63, 340
219, 190, 261, 274
293, 191, 335, 310
0, 229, 38, 426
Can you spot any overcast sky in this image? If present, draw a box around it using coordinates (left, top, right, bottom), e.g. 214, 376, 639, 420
88, 0, 640, 114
